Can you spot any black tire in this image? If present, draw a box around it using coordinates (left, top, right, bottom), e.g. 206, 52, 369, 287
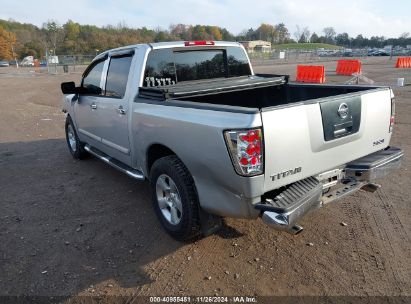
65, 116, 88, 159
150, 155, 201, 241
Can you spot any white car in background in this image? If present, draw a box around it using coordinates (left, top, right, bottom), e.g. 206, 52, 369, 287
20, 56, 34, 67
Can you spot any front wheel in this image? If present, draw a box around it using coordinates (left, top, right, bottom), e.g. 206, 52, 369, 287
65, 116, 88, 159
150, 156, 201, 241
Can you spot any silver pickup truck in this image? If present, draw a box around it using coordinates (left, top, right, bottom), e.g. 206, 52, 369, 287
61, 41, 403, 241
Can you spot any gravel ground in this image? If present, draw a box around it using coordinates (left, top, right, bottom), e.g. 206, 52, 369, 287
0, 57, 410, 300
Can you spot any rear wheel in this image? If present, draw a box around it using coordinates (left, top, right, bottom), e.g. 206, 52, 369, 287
65, 116, 88, 159
150, 155, 201, 241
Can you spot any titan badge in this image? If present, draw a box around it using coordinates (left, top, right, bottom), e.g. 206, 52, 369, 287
270, 167, 302, 181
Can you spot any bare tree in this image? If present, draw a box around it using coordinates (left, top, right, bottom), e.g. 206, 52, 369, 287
323, 27, 336, 44
399, 32, 410, 39
294, 25, 310, 43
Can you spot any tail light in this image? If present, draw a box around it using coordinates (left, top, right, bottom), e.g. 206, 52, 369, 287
389, 97, 395, 133
224, 129, 263, 176
184, 40, 215, 46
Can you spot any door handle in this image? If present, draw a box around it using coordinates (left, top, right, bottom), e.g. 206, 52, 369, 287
90, 103, 97, 110
117, 106, 126, 115
333, 120, 353, 137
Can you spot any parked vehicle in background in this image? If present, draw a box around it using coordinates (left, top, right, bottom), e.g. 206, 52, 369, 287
61, 41, 403, 241
317, 50, 338, 57
8, 60, 18, 66
0, 60, 10, 67
392, 49, 409, 56
368, 49, 390, 56
20, 56, 34, 67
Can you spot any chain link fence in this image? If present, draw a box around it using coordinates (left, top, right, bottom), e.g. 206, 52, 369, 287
248, 49, 364, 65
57, 54, 95, 66
6, 49, 411, 75
42, 54, 95, 74
247, 48, 411, 65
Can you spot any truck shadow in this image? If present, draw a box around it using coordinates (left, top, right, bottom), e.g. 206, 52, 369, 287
0, 138, 243, 297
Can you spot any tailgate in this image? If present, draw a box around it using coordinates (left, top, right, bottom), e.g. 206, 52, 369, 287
261, 88, 393, 192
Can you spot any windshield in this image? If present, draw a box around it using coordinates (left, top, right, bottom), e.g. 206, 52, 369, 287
143, 46, 251, 87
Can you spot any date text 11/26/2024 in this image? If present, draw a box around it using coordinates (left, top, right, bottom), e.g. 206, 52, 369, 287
149, 296, 257, 303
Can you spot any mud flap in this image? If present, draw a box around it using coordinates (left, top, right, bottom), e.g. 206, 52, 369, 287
199, 208, 223, 237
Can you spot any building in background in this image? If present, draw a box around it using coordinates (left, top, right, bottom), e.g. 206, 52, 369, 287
239, 40, 271, 53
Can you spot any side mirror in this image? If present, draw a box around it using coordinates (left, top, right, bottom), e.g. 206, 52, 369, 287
61, 81, 76, 94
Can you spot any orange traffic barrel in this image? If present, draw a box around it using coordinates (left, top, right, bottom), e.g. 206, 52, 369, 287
296, 65, 325, 83
336, 60, 362, 75
396, 57, 411, 68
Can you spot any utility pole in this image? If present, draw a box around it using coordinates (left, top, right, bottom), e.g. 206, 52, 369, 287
53, 44, 57, 74
11, 44, 18, 68
46, 48, 50, 74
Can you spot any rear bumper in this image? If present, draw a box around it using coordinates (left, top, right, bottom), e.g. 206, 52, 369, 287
344, 146, 403, 181
258, 146, 404, 234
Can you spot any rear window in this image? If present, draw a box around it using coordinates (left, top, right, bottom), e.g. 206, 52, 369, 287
143, 46, 251, 87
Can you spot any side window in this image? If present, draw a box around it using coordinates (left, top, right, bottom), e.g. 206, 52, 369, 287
226, 47, 251, 77
143, 49, 176, 87
82, 60, 105, 95
105, 55, 133, 98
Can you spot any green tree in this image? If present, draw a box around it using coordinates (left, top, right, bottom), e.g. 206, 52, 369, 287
191, 25, 208, 40
352, 34, 365, 47
209, 26, 222, 40
64, 20, 80, 41
275, 23, 290, 43
220, 28, 234, 41
335, 32, 350, 47
310, 32, 319, 43
255, 23, 276, 42
42, 20, 64, 55
154, 30, 169, 42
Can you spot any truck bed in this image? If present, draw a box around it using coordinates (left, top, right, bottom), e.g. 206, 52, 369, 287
138, 74, 380, 109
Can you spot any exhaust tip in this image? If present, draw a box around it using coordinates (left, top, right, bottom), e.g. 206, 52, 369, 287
290, 225, 304, 235
262, 211, 304, 235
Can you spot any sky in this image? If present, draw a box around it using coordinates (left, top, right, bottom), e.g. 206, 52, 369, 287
1, 0, 410, 38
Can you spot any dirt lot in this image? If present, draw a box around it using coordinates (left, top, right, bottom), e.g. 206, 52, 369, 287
0, 57, 410, 300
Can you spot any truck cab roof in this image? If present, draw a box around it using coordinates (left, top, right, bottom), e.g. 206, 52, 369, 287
93, 41, 244, 62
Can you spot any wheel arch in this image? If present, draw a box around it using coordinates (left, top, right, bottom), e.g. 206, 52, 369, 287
65, 113, 78, 131
146, 144, 186, 177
